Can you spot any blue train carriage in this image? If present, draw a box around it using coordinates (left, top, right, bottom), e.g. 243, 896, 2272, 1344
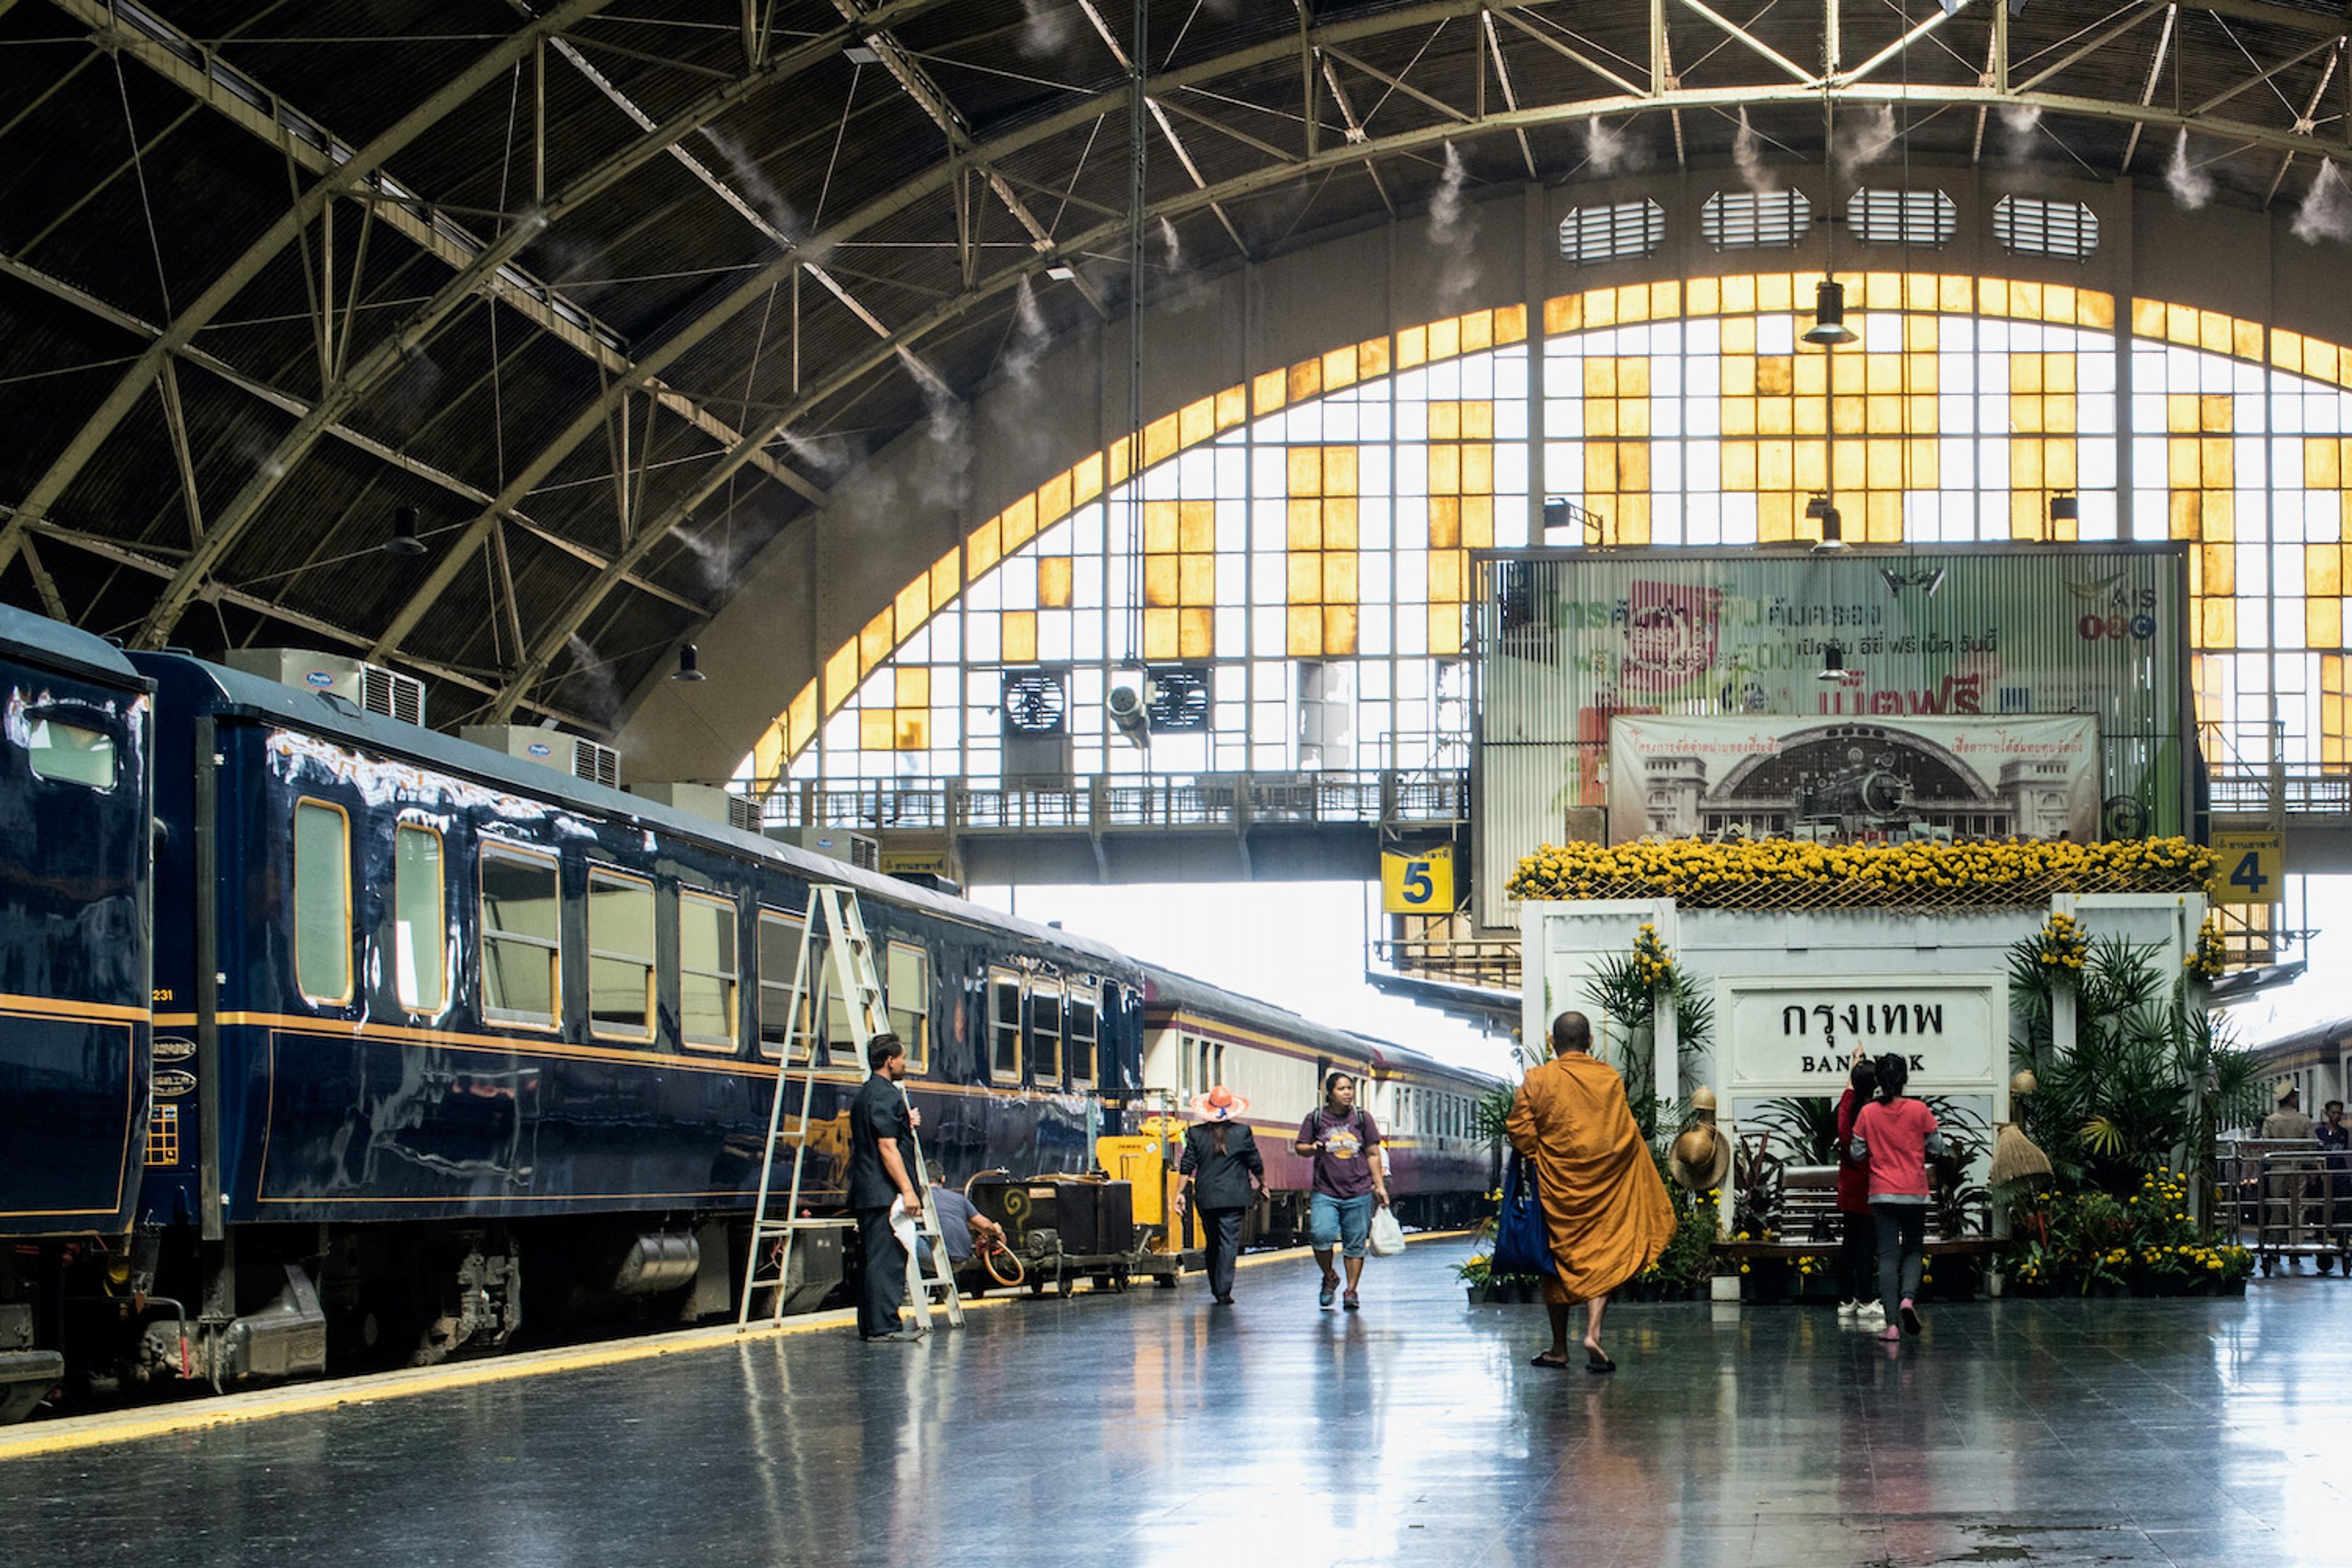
115, 647, 1143, 1390
0, 605, 155, 1421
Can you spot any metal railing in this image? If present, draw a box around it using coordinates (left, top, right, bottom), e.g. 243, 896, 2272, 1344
751, 768, 1472, 836
2207, 764, 2352, 817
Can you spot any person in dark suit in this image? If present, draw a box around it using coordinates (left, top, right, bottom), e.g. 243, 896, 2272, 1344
846, 1032, 924, 1342
1176, 1085, 1265, 1304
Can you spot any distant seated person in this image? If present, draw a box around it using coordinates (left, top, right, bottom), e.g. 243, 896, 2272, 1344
2320, 1101, 2349, 1226
2262, 1085, 2316, 1142
915, 1187, 1008, 1278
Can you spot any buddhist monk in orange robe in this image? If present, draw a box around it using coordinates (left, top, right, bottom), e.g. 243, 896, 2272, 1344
1504, 1010, 1676, 1372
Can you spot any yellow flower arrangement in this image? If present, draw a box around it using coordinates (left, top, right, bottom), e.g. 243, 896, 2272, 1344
1631, 923, 1677, 990
2035, 911, 2089, 974
1508, 836, 2216, 911
2186, 915, 2228, 981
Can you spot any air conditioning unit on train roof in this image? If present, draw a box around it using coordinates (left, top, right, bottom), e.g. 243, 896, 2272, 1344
771, 825, 879, 871
627, 780, 763, 835
224, 649, 426, 727
460, 724, 620, 790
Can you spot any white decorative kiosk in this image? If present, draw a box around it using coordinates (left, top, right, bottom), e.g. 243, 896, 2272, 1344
1520, 889, 2208, 1293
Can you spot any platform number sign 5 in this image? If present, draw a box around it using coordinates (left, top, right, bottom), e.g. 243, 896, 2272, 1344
2209, 831, 2283, 907
1381, 846, 1455, 915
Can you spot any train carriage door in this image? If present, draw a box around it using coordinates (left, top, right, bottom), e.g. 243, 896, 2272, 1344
987, 969, 1022, 1083
1029, 978, 1064, 1085
1068, 982, 1098, 1090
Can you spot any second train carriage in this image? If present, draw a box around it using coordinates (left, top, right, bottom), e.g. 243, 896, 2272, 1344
1141, 965, 1503, 1241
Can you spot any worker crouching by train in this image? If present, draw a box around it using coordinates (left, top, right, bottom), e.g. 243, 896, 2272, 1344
849, 1033, 926, 1342
1177, 1086, 1266, 1304
1297, 1072, 1391, 1311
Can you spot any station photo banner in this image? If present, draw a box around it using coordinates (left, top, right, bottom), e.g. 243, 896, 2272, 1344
1605, 713, 2102, 845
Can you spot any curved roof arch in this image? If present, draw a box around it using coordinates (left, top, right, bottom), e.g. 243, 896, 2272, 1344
5, 1, 2352, 739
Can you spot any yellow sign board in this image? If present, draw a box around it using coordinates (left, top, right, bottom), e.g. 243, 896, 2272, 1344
2209, 830, 2284, 905
881, 850, 950, 877
1381, 846, 1455, 914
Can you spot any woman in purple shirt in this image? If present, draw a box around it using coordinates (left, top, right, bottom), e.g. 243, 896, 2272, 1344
1294, 1071, 1391, 1311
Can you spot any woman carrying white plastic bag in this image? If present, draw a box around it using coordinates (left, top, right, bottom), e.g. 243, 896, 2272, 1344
1368, 1205, 1407, 1257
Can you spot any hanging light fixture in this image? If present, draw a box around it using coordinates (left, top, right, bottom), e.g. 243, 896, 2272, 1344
1803, 279, 1858, 346
671, 642, 706, 682
382, 505, 428, 557
1817, 643, 1849, 682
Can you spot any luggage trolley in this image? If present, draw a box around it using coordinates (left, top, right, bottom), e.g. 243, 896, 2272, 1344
2222, 1140, 2352, 1276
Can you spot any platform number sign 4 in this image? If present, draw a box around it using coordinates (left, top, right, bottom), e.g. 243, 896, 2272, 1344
2209, 831, 2283, 907
1381, 846, 1454, 915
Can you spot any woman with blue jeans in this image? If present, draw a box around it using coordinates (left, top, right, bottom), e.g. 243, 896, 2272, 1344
1294, 1071, 1391, 1310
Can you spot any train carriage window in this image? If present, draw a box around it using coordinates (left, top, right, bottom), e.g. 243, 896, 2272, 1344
1068, 987, 1098, 1087
481, 843, 560, 1028
989, 971, 1021, 1081
587, 867, 656, 1042
292, 798, 352, 1005
393, 824, 446, 1013
1175, 1033, 1191, 1096
756, 910, 812, 1061
886, 942, 930, 1074
1029, 980, 1064, 1083
820, 934, 867, 1066
27, 712, 116, 789
679, 891, 739, 1053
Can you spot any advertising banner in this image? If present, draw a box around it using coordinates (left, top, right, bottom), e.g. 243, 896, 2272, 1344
1604, 713, 2102, 845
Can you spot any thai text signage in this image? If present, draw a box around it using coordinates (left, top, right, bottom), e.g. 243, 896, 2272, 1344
1722, 979, 2000, 1091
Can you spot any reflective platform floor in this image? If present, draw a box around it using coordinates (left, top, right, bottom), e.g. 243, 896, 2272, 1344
3, 1242, 2348, 1568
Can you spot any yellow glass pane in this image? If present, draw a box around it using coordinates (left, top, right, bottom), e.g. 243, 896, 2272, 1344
895, 576, 931, 639
1179, 607, 1214, 658
1430, 444, 1463, 494
1144, 499, 1180, 554
2305, 597, 2343, 653
1906, 317, 1940, 352
860, 709, 894, 751
1544, 295, 1581, 335
1720, 397, 1757, 437
1792, 441, 1826, 494
1323, 497, 1358, 548
1721, 442, 1757, 491
1866, 491, 1903, 542
1757, 440, 1792, 491
1003, 612, 1037, 665
1253, 367, 1288, 415
1620, 399, 1651, 438
898, 668, 930, 708
1288, 446, 1323, 496
1180, 499, 1217, 552
1286, 358, 1323, 405
1324, 446, 1359, 495
1908, 438, 1938, 488
2168, 442, 2200, 489
2199, 311, 2231, 356
1287, 555, 1321, 603
1143, 412, 1181, 467
1463, 401, 1495, 439
1585, 401, 1619, 438
1288, 606, 1324, 657
1831, 394, 1865, 436
1144, 608, 1178, 661
1037, 469, 1073, 526
1587, 445, 1618, 491
895, 712, 928, 751
2168, 489, 2201, 539
1143, 557, 1180, 606
2009, 281, 2043, 321
1395, 324, 1429, 369
788, 683, 817, 754
2200, 436, 2234, 485
1323, 554, 1357, 603
1583, 359, 1617, 399
860, 609, 893, 675
931, 549, 960, 611
966, 515, 1003, 577
1757, 273, 1792, 311
1831, 355, 1866, 396
2077, 290, 2115, 331
1756, 356, 1793, 398
754, 722, 786, 787
1462, 494, 1493, 548
1427, 605, 1461, 657
2010, 356, 2043, 394
1720, 356, 1757, 397
1463, 444, 1495, 494
1757, 492, 1794, 541
1429, 401, 1462, 440
1001, 493, 1037, 551
1584, 290, 1616, 328
1179, 556, 1215, 605
1428, 317, 1461, 362
1865, 356, 1901, 396
2201, 542, 2235, 595
1428, 494, 1461, 549
1288, 499, 1323, 550
2202, 598, 2234, 648
2046, 444, 2078, 488
1866, 440, 1904, 489
2012, 442, 2046, 489
1462, 310, 1494, 352
1720, 276, 1756, 315
2234, 319, 2263, 362
1107, 433, 1131, 486
1615, 444, 1649, 491
2308, 542, 2343, 597
1323, 344, 1358, 391
1216, 385, 1248, 430
1866, 395, 1902, 434
1686, 277, 1720, 316
2010, 492, 2043, 540
2306, 438, 2341, 489
2202, 490, 2233, 539
1794, 355, 1827, 396
2046, 394, 2077, 433
1428, 548, 1461, 603
1179, 395, 1214, 447
1832, 443, 1866, 494
1721, 317, 1756, 354
1360, 335, 1392, 377
1071, 452, 1104, 505
1940, 275, 1975, 314
2201, 395, 2234, 434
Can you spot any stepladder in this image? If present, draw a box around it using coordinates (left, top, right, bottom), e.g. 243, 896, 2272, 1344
738, 883, 962, 1331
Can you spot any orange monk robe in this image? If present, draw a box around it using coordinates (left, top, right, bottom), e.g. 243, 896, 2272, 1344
1504, 1052, 1676, 1301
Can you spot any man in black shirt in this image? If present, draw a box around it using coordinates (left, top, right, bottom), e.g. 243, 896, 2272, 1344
846, 1033, 924, 1341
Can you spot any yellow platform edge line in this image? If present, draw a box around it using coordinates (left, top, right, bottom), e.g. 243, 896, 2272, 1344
0, 1228, 1474, 1461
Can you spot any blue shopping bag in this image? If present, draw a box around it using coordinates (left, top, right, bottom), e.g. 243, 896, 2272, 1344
1491, 1151, 1554, 1278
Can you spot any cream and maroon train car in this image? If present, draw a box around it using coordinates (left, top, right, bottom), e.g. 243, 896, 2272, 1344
1141, 965, 1503, 1242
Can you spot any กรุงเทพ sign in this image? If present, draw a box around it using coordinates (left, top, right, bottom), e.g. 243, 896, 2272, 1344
1722, 980, 1998, 1090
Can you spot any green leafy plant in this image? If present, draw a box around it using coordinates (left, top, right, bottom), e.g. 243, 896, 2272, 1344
1749, 1094, 1842, 1167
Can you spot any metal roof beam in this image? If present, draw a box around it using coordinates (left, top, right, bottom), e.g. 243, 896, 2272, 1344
1, 0, 616, 582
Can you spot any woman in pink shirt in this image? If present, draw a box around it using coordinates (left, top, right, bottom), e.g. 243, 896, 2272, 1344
1848, 1052, 1948, 1343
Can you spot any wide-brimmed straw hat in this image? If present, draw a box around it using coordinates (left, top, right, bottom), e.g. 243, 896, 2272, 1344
1669, 1123, 1732, 1192
1193, 1085, 1249, 1120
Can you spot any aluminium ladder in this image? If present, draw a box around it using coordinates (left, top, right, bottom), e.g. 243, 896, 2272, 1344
737, 884, 963, 1331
